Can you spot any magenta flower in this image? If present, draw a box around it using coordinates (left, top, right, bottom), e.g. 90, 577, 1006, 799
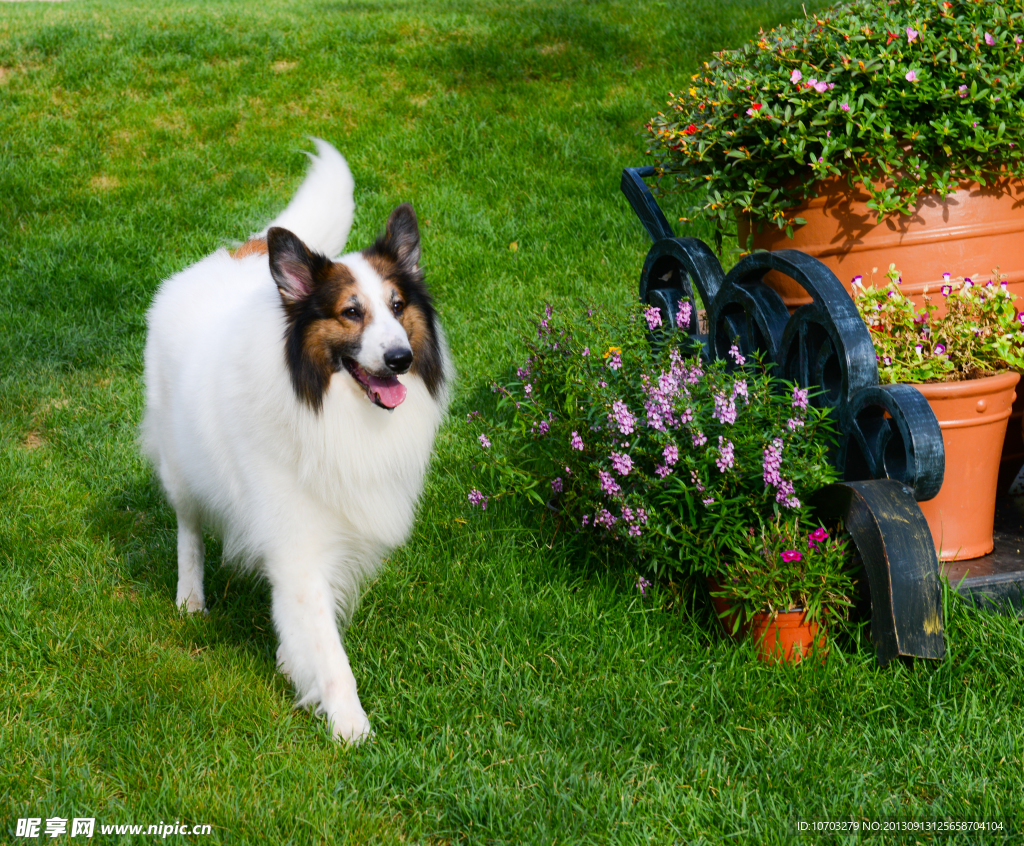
570, 431, 584, 451
551, 477, 563, 494
905, 70, 918, 82
940, 284, 952, 296
607, 351, 622, 371
468, 489, 489, 510
1016, 311, 1024, 329
663, 444, 679, 466
728, 343, 746, 366
985, 32, 995, 46
934, 343, 947, 355
906, 27, 918, 43
478, 434, 491, 448
636, 576, 651, 596
958, 85, 968, 97
692, 430, 707, 447
840, 103, 851, 112
780, 550, 802, 563
790, 69, 803, 84
808, 528, 829, 548
791, 386, 809, 411
851, 275, 863, 286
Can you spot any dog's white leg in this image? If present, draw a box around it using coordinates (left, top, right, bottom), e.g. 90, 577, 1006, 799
271, 571, 371, 745
175, 509, 206, 613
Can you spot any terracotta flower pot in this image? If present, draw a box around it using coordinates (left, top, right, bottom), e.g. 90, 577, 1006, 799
915, 371, 1020, 561
738, 177, 1024, 312
706, 576, 747, 639
749, 609, 826, 664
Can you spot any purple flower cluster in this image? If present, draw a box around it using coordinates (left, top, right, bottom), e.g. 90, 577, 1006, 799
715, 436, 735, 472
570, 431, 584, 451
610, 452, 633, 476
478, 434, 491, 449
644, 306, 663, 331
551, 477, 563, 494
727, 344, 746, 366
610, 400, 636, 435
712, 390, 738, 425
762, 438, 800, 509
468, 489, 489, 510
676, 300, 692, 331
598, 470, 622, 497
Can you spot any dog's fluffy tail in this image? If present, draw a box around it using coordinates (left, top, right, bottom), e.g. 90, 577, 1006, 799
261, 138, 355, 258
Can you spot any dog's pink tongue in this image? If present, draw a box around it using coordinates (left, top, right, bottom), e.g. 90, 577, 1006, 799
368, 375, 407, 408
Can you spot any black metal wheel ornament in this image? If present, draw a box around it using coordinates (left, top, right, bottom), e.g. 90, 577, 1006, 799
621, 166, 946, 665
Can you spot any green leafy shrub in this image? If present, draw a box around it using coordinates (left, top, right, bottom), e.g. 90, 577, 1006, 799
644, 0, 1024, 235
467, 302, 855, 624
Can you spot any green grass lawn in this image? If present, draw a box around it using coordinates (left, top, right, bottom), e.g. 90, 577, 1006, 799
3, 1, 1024, 843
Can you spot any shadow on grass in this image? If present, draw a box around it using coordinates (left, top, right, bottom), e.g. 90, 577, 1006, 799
88, 472, 279, 662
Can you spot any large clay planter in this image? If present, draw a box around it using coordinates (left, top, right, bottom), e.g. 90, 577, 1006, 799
915, 371, 1020, 561
749, 609, 826, 664
738, 177, 1024, 312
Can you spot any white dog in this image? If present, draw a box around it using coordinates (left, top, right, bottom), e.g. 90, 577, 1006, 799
141, 139, 450, 743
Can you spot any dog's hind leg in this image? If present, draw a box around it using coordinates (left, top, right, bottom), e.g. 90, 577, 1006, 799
270, 568, 372, 745
175, 507, 206, 613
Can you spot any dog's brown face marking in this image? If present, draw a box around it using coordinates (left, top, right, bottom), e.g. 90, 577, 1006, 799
266, 204, 445, 411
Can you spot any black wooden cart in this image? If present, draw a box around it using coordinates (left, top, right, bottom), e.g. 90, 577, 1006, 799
620, 165, 986, 666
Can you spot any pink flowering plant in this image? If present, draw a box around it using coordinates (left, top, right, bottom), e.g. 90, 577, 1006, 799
853, 263, 1024, 382
643, 0, 1024, 238
467, 302, 855, 625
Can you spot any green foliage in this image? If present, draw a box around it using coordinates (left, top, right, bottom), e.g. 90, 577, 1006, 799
469, 302, 853, 622
645, 0, 1024, 235
854, 264, 1024, 383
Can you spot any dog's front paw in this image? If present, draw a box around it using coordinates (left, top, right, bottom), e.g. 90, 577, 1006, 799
176, 592, 206, 614
275, 644, 293, 680
327, 703, 373, 745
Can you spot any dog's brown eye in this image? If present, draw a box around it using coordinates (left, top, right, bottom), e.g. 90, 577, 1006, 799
341, 307, 361, 321
392, 300, 405, 316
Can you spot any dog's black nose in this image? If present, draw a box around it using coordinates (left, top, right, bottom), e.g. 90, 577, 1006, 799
383, 347, 413, 374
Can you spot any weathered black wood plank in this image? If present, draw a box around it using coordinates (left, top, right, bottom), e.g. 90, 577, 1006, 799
812, 481, 945, 665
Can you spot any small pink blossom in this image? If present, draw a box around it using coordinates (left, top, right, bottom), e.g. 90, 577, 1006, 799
780, 550, 802, 563
958, 85, 968, 97
790, 69, 803, 84
984, 32, 995, 46
905, 70, 918, 83
906, 27, 918, 43
840, 103, 851, 111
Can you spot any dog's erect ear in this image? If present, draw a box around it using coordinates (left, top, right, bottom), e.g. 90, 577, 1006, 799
267, 226, 324, 303
382, 203, 421, 270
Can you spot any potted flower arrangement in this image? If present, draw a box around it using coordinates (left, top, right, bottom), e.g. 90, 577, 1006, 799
854, 264, 1024, 560
467, 301, 855, 662
643, 0, 1024, 308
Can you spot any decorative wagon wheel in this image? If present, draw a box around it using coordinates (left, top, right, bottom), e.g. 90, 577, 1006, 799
621, 165, 946, 666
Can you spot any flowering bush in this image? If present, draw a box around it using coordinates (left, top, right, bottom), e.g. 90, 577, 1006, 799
853, 264, 1024, 382
467, 302, 855, 625
643, 0, 1024, 236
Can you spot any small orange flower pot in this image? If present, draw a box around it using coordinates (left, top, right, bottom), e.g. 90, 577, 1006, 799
749, 609, 826, 664
914, 371, 1020, 561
